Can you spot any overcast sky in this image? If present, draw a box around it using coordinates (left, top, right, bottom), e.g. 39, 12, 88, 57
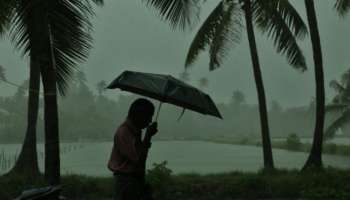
1, 0, 350, 108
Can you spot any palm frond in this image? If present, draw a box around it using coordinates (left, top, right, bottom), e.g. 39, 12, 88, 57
330, 80, 345, 93
266, 0, 308, 38
91, 0, 104, 6
11, 0, 96, 96
50, 0, 95, 95
335, 0, 350, 17
325, 108, 350, 139
143, 0, 200, 30
340, 69, 350, 85
209, 1, 242, 70
325, 103, 349, 113
253, 0, 307, 71
185, 1, 242, 69
0, 0, 15, 37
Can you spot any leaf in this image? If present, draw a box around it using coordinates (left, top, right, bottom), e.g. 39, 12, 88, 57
253, 0, 307, 71
185, 0, 242, 70
335, 0, 350, 17
143, 0, 200, 30
209, 0, 242, 70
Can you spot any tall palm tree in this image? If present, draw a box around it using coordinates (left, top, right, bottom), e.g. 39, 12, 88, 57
10, 0, 103, 184
0, 0, 42, 178
302, 0, 350, 170
145, 0, 307, 170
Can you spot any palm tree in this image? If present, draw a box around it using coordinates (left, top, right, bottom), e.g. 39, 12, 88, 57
145, 0, 307, 170
10, 0, 103, 185
0, 1, 42, 178
302, 0, 350, 170
323, 70, 350, 139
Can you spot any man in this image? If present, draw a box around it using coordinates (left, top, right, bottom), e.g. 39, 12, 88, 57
108, 98, 158, 200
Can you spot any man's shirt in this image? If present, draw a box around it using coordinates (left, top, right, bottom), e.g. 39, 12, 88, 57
108, 119, 150, 176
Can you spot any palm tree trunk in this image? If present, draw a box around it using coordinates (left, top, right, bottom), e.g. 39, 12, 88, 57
243, 0, 274, 170
41, 61, 60, 185
8, 54, 40, 178
302, 0, 325, 170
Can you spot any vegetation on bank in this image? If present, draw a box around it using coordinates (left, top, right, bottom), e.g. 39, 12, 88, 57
0, 76, 334, 144
205, 134, 350, 157
1, 162, 350, 200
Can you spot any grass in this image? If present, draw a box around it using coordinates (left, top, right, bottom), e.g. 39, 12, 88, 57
1, 164, 350, 200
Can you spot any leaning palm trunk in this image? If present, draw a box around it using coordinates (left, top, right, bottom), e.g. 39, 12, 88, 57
42, 23, 60, 185
8, 54, 40, 178
41, 62, 60, 185
302, 0, 325, 170
243, 0, 274, 170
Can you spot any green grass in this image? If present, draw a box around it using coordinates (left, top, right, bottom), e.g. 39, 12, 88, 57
1, 166, 350, 200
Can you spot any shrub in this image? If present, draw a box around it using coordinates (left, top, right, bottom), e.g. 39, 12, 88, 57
286, 133, 302, 151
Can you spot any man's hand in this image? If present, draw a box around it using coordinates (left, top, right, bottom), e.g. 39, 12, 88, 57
146, 122, 158, 137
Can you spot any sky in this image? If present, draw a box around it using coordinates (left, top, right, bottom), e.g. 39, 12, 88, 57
1, 0, 350, 108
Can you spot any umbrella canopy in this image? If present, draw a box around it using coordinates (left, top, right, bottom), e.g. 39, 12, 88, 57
107, 70, 222, 119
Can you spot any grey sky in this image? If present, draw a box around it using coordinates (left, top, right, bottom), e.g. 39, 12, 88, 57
0, 0, 350, 108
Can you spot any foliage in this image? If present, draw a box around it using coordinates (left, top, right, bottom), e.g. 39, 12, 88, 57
325, 69, 350, 139
146, 161, 173, 199
285, 133, 302, 151
2, 167, 350, 200
0, 80, 343, 143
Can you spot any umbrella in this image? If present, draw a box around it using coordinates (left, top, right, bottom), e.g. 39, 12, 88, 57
107, 70, 222, 120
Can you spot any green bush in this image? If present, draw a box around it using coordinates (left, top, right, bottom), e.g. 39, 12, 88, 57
146, 161, 173, 200
286, 133, 302, 151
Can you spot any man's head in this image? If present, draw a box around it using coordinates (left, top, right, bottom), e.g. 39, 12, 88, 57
128, 98, 155, 129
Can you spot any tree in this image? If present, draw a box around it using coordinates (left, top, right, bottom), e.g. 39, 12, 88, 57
323, 69, 350, 140
270, 100, 283, 113
0, 65, 6, 82
302, 0, 350, 170
10, 0, 103, 186
198, 77, 209, 89
232, 90, 245, 106
96, 80, 107, 96
0, 0, 42, 178
146, 0, 307, 170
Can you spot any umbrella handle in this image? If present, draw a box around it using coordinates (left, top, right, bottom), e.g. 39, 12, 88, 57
155, 102, 162, 122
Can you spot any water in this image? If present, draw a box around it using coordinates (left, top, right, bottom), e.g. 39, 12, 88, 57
1, 141, 350, 177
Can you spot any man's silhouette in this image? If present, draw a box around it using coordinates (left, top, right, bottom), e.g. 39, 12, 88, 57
108, 98, 158, 200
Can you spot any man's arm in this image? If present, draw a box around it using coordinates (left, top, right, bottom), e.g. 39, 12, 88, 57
142, 122, 158, 147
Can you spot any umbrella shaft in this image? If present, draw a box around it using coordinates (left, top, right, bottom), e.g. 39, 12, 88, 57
155, 102, 162, 122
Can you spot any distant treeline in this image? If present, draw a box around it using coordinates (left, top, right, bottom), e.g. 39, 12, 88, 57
0, 78, 345, 143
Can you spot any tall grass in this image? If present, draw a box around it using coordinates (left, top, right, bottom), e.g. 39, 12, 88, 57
0, 142, 85, 175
